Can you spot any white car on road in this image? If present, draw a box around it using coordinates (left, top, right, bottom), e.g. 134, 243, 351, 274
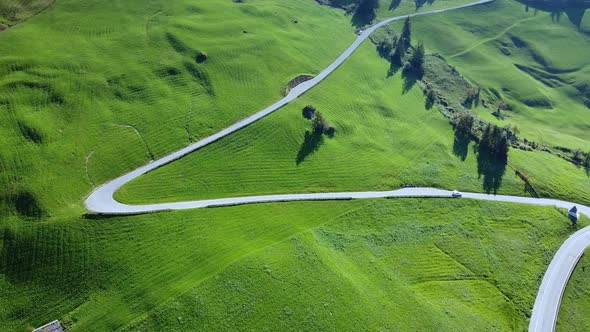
452, 190, 462, 198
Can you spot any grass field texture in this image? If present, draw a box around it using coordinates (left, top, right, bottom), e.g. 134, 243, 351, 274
398, 0, 590, 150
2, 199, 585, 331
0, 0, 54, 29
1, 0, 590, 331
558, 249, 590, 332
0, 0, 361, 217
116, 30, 590, 206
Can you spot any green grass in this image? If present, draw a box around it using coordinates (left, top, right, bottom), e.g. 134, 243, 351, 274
1, 199, 585, 331
0, 0, 361, 216
0, 0, 484, 219
394, 0, 590, 150
558, 249, 590, 332
116, 34, 589, 205
0, 0, 54, 28
2, 0, 590, 331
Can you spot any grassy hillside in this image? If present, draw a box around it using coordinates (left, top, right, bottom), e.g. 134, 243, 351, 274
558, 249, 590, 332
2, 0, 590, 331
0, 0, 54, 29
1, 199, 584, 331
394, 0, 590, 150
0, 0, 361, 217
116, 35, 590, 205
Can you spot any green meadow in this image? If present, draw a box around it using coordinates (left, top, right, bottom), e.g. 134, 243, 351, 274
398, 0, 590, 150
116, 20, 590, 205
0, 0, 54, 28
558, 249, 590, 332
2, 199, 585, 331
1, 0, 590, 331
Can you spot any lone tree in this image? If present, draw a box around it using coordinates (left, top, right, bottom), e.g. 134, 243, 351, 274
408, 41, 425, 77
302, 105, 316, 119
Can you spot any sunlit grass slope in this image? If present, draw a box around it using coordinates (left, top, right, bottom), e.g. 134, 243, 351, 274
558, 249, 590, 332
396, 0, 590, 150
0, 0, 362, 216
2, 199, 584, 331
117, 36, 589, 205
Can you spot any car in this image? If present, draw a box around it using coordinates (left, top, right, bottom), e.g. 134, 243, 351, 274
451, 190, 462, 198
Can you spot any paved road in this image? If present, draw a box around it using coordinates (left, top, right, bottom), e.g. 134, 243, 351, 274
85, 0, 494, 215
83, 1, 588, 331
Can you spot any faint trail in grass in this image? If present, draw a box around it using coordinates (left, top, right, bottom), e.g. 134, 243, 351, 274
110, 123, 154, 161
144, 10, 163, 40
449, 16, 541, 59
85, 151, 95, 188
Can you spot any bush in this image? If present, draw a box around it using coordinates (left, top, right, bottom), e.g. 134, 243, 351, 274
310, 111, 335, 137
302, 105, 316, 119
195, 52, 208, 63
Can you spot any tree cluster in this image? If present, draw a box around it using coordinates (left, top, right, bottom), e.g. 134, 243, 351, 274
392, 17, 412, 64
453, 111, 475, 138
479, 124, 509, 164
312, 112, 336, 137
302, 106, 335, 137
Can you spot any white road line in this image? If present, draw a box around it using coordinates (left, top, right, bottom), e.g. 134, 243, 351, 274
83, 1, 588, 331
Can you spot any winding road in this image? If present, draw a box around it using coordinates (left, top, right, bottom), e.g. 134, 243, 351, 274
84, 1, 589, 331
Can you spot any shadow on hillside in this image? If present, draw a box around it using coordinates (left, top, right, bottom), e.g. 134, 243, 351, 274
402, 70, 418, 94
296, 129, 324, 165
452, 131, 470, 161
415, 0, 436, 10
389, 0, 402, 11
425, 91, 435, 110
523, 180, 538, 198
476, 144, 507, 194
352, 8, 377, 28
387, 62, 401, 78
515, 0, 589, 29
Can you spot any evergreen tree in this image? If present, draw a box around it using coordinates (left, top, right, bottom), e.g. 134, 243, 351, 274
391, 36, 406, 64
400, 17, 411, 49
409, 41, 425, 76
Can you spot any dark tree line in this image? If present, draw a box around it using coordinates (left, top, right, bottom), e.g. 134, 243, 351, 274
379, 18, 424, 78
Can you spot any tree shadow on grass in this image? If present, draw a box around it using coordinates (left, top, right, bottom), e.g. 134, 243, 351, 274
389, 0, 402, 11
476, 144, 507, 194
351, 0, 379, 28
415, 0, 436, 10
402, 69, 418, 94
425, 91, 435, 110
452, 131, 470, 161
296, 129, 324, 165
387, 61, 401, 78
352, 9, 376, 28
